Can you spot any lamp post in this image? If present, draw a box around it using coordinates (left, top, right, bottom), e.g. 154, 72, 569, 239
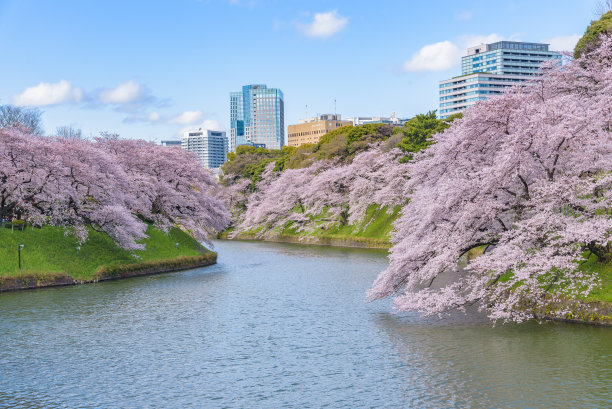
175, 242, 179, 250
18, 244, 24, 270
76, 245, 81, 256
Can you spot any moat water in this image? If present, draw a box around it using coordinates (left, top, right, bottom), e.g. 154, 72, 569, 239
0, 240, 610, 408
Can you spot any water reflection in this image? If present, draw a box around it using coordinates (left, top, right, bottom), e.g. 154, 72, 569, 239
0, 240, 610, 408
375, 313, 612, 408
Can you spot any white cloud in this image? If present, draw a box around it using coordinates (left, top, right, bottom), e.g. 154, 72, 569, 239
403, 41, 462, 72
122, 111, 164, 124
458, 34, 506, 48
168, 110, 203, 125
546, 34, 581, 51
402, 34, 509, 72
99, 80, 146, 104
299, 10, 348, 39
14, 80, 83, 106
455, 10, 472, 20
178, 119, 223, 136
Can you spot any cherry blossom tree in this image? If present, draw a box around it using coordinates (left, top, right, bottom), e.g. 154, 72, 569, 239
54, 137, 148, 249
215, 177, 251, 226
0, 105, 43, 135
0, 127, 147, 249
0, 127, 61, 224
231, 147, 410, 236
368, 37, 612, 321
97, 136, 229, 246
0, 127, 229, 250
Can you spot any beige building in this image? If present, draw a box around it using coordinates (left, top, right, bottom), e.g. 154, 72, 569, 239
287, 114, 352, 147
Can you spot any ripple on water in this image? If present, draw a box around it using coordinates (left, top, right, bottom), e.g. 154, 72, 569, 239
1, 240, 611, 408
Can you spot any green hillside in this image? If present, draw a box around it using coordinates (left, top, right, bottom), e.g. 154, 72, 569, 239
0, 224, 209, 281
220, 113, 459, 247
278, 205, 401, 248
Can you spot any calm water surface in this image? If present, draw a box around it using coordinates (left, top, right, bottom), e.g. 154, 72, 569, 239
0, 240, 611, 408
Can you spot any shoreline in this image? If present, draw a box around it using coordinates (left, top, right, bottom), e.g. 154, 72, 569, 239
223, 235, 612, 327
530, 298, 612, 327
218, 231, 391, 250
0, 252, 217, 293
221, 234, 612, 327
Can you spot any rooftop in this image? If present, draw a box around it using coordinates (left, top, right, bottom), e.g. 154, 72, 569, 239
467, 41, 551, 55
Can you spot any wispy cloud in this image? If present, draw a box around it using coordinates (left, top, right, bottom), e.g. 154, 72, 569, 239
454, 10, 472, 21
545, 34, 581, 51
14, 80, 83, 107
178, 119, 223, 136
99, 80, 146, 104
168, 110, 203, 125
96, 80, 160, 112
123, 111, 163, 124
298, 10, 348, 39
403, 41, 461, 72
224, 0, 258, 8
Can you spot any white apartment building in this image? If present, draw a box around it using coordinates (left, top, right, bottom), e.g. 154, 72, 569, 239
439, 41, 562, 119
181, 129, 228, 169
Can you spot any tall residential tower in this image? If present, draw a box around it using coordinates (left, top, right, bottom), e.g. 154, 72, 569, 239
230, 84, 284, 151
181, 129, 228, 170
439, 41, 561, 118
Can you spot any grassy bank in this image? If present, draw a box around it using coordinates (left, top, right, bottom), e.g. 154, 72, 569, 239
531, 257, 612, 326
0, 224, 210, 281
223, 205, 399, 249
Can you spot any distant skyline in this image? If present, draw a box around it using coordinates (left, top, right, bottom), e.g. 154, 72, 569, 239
0, 0, 596, 142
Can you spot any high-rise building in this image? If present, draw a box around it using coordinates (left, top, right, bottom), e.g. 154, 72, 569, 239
439, 41, 562, 119
181, 129, 228, 170
230, 84, 284, 151
287, 114, 352, 147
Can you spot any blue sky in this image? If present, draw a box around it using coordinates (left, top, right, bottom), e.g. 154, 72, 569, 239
0, 0, 596, 141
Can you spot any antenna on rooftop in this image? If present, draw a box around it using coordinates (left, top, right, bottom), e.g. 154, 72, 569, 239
334, 99, 337, 120
306, 104, 308, 120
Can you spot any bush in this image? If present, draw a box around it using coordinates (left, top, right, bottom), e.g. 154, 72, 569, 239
574, 11, 612, 58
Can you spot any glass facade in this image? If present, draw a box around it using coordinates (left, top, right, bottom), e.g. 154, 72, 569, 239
230, 84, 284, 151
440, 41, 561, 118
181, 130, 228, 169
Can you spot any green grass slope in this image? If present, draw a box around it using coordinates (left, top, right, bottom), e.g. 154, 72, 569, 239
0, 225, 207, 280
580, 255, 612, 304
286, 205, 400, 247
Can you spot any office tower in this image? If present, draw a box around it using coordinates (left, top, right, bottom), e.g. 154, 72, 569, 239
230, 84, 284, 151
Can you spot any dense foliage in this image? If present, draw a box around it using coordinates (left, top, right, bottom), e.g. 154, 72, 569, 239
369, 37, 612, 321
219, 117, 454, 238
395, 111, 461, 161
221, 119, 453, 186
235, 148, 409, 235
574, 10, 612, 57
221, 123, 403, 182
0, 128, 229, 249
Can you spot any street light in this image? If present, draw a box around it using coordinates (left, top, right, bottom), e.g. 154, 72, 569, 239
175, 242, 179, 249
76, 245, 81, 256
18, 244, 24, 270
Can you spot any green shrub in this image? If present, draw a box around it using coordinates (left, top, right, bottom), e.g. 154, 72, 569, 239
574, 10, 612, 58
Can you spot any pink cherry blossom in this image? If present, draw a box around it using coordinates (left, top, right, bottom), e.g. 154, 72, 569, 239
0, 127, 229, 249
368, 37, 612, 321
